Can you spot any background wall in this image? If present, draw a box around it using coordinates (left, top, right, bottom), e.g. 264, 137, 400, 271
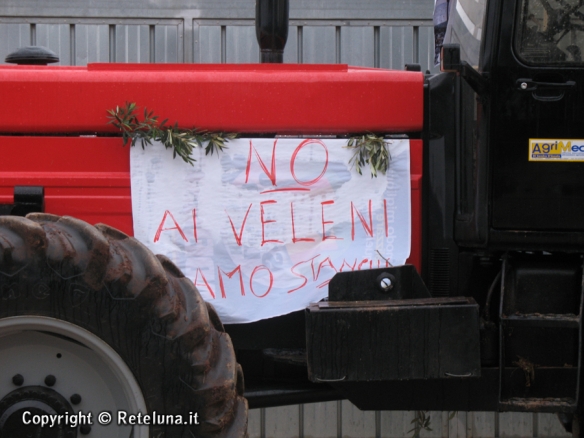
249, 403, 570, 438
0, 0, 437, 70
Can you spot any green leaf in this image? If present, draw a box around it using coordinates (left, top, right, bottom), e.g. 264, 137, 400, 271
345, 133, 391, 178
105, 102, 229, 165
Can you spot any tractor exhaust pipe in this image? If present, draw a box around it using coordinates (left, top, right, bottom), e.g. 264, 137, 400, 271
256, 0, 289, 63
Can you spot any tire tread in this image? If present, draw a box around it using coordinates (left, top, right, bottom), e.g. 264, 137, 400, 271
0, 215, 247, 438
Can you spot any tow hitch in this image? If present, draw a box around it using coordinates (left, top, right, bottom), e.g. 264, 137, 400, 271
306, 266, 481, 382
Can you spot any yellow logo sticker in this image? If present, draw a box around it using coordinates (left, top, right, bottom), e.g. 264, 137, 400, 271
529, 139, 584, 162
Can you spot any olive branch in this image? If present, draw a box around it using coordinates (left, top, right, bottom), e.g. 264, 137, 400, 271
409, 411, 459, 438
409, 411, 432, 438
107, 103, 391, 177
346, 133, 392, 177
107, 102, 236, 165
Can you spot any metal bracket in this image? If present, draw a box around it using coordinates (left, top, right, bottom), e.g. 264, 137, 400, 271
328, 265, 431, 301
0, 186, 45, 216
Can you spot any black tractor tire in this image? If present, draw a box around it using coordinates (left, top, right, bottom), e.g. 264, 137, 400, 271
0, 214, 247, 437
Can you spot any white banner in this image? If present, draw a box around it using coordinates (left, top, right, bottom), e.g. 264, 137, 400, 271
131, 138, 411, 323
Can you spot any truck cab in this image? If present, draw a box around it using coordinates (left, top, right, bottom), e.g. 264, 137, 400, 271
281, 0, 584, 427
422, 0, 584, 422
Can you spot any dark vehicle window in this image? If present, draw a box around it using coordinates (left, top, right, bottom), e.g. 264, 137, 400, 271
444, 0, 488, 69
515, 0, 584, 64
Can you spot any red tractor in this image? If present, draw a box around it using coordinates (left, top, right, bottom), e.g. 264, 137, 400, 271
1, 0, 584, 436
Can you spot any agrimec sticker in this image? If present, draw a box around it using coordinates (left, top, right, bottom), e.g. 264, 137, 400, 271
131, 138, 411, 324
529, 138, 584, 162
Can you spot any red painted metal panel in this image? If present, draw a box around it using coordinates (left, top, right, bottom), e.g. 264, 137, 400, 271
0, 135, 423, 272
406, 139, 423, 272
0, 137, 133, 235
0, 63, 423, 135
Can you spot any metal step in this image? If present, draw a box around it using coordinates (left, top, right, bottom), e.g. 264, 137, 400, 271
501, 313, 579, 328
498, 255, 584, 411
499, 397, 577, 413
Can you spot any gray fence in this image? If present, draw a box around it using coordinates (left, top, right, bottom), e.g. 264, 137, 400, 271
0, 0, 437, 71
0, 18, 435, 68
249, 403, 570, 438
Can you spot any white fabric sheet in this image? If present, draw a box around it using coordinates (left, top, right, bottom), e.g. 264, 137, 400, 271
131, 138, 411, 323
